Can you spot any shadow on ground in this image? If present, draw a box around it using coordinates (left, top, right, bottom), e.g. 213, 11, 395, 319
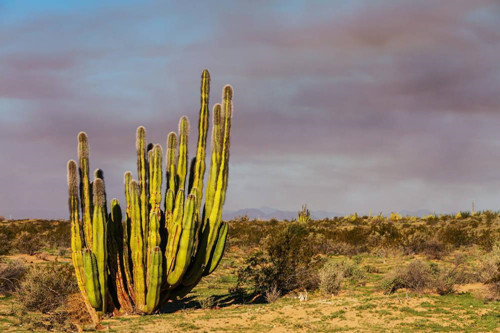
159, 292, 266, 313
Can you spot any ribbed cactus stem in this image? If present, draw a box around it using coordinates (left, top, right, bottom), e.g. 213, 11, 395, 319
122, 172, 135, 302
167, 193, 197, 287
68, 160, 87, 305
145, 246, 162, 313
92, 178, 107, 313
205, 85, 233, 265
164, 189, 175, 231
177, 117, 189, 191
68, 160, 82, 253
166, 189, 185, 274
136, 126, 149, 257
204, 104, 223, 223
129, 180, 146, 311
147, 145, 162, 270
109, 198, 133, 313
83, 249, 102, 309
78, 132, 93, 248
181, 89, 231, 287
206, 221, 228, 274
166, 132, 177, 196
191, 69, 210, 212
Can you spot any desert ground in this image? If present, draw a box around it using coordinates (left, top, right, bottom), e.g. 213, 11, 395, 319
0, 215, 499, 332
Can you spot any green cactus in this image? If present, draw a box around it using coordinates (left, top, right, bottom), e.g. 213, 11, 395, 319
298, 204, 311, 223
67, 70, 234, 317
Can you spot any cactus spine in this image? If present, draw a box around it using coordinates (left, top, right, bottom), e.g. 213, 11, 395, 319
67, 70, 234, 317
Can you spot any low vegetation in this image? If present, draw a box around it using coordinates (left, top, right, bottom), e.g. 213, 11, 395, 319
0, 213, 498, 331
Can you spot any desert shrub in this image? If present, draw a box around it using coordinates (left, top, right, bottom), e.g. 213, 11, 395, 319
382, 260, 434, 294
477, 230, 496, 252
401, 230, 430, 255
370, 222, 402, 247
17, 262, 77, 313
229, 216, 499, 259
339, 226, 370, 246
0, 232, 12, 255
486, 262, 500, 299
45, 222, 71, 249
326, 241, 365, 256
482, 210, 497, 223
0, 260, 27, 294
318, 262, 344, 295
459, 211, 471, 218
439, 223, 472, 247
237, 223, 323, 294
434, 271, 456, 295
479, 242, 500, 298
0, 216, 5, 222
318, 259, 364, 295
13, 293, 90, 333
12, 231, 43, 255
421, 239, 447, 260
433, 256, 470, 295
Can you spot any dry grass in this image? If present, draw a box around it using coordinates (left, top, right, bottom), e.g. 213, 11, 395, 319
0, 217, 498, 332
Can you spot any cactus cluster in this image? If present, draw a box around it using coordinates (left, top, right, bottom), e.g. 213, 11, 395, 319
67, 70, 233, 319
298, 204, 311, 223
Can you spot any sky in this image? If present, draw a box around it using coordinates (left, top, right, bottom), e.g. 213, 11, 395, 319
1, 0, 500, 219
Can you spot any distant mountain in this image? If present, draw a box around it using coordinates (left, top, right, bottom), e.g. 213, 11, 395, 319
223, 207, 343, 220
223, 207, 435, 220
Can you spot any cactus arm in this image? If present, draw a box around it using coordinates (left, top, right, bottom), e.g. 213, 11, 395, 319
68, 160, 83, 255
165, 132, 178, 198
204, 85, 233, 265
187, 157, 197, 195
204, 104, 223, 225
181, 98, 228, 286
92, 178, 108, 313
122, 172, 136, 303
191, 69, 210, 211
145, 246, 163, 313
166, 194, 197, 287
204, 221, 228, 275
108, 199, 134, 313
136, 126, 149, 258
68, 160, 93, 308
78, 132, 93, 248
83, 249, 102, 309
147, 145, 163, 272
165, 189, 185, 275
164, 189, 175, 232
176, 117, 189, 191
129, 180, 146, 312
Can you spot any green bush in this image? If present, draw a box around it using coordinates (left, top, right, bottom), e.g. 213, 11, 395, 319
237, 223, 323, 294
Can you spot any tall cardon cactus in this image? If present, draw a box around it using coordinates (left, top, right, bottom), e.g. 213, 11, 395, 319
67, 70, 233, 320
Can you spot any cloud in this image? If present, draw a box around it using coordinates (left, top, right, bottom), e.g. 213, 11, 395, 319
1, 0, 500, 218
